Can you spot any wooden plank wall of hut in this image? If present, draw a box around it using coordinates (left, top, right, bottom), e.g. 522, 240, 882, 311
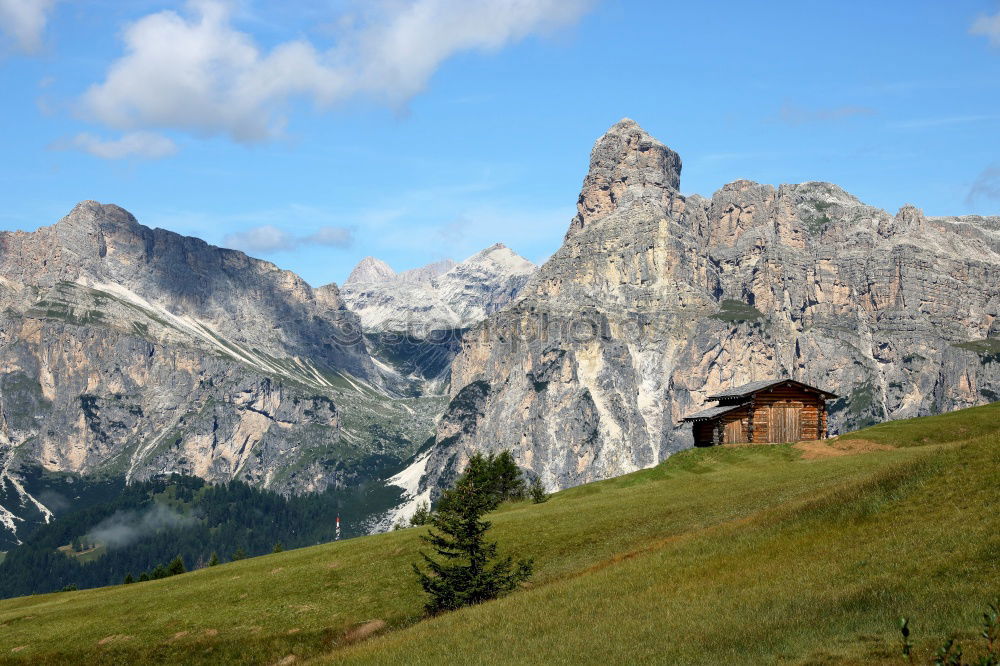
751, 387, 825, 443
720, 407, 751, 444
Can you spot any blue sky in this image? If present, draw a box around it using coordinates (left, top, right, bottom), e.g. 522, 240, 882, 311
1, 0, 999, 287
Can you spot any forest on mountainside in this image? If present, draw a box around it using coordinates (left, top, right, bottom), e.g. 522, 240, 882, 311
0, 473, 398, 598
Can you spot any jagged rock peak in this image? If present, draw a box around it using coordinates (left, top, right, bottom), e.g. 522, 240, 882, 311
398, 258, 457, 285
566, 118, 683, 238
345, 256, 396, 285
57, 200, 139, 230
460, 243, 535, 273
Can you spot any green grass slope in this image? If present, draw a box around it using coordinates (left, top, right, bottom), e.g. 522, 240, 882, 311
1, 403, 998, 665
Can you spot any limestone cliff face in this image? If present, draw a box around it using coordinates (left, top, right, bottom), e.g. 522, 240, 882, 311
0, 203, 442, 546
419, 119, 1000, 495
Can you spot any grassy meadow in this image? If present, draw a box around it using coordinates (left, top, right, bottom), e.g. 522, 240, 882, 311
0, 403, 997, 664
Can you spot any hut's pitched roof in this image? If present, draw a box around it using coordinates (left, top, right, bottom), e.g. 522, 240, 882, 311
681, 402, 749, 422
707, 379, 837, 401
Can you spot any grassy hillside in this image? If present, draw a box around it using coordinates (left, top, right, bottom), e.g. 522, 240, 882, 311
1, 403, 997, 664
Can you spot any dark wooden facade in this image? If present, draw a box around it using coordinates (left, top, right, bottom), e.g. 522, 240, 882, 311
683, 379, 837, 447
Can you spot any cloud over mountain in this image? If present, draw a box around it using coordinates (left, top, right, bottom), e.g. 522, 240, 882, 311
223, 224, 355, 254
77, 0, 593, 154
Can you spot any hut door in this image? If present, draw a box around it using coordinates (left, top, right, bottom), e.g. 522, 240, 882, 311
770, 404, 802, 443
724, 419, 745, 444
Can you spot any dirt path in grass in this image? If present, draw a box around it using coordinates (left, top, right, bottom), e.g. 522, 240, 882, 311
794, 438, 894, 460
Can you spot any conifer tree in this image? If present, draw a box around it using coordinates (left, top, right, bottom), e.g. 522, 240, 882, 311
437, 450, 527, 513
151, 563, 169, 579
167, 555, 186, 576
138, 572, 150, 582
491, 451, 527, 502
123, 573, 135, 585
208, 552, 220, 566
412, 480, 532, 615
231, 547, 247, 561
529, 476, 549, 504
272, 542, 283, 553
409, 501, 432, 526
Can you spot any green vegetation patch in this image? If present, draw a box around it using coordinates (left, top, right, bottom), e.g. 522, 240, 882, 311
952, 338, 1000, 364
804, 212, 833, 235
801, 199, 837, 234
709, 299, 764, 323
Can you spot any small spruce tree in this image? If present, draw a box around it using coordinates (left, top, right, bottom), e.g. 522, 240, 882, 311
412, 480, 532, 615
231, 547, 247, 561
151, 563, 170, 579
491, 451, 527, 502
272, 542, 283, 553
437, 450, 528, 513
167, 555, 186, 576
529, 476, 549, 504
138, 571, 150, 582
409, 501, 432, 526
123, 573, 135, 585
208, 551, 220, 567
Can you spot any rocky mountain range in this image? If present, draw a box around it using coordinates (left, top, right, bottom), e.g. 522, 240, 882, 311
2, 118, 998, 543
400, 118, 1000, 512
0, 203, 539, 547
340, 245, 536, 332
0, 203, 420, 546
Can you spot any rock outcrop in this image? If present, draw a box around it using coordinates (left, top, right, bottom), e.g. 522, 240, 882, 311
415, 119, 1000, 497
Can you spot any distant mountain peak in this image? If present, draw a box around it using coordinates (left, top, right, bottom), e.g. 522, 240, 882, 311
341, 244, 536, 332
345, 256, 396, 285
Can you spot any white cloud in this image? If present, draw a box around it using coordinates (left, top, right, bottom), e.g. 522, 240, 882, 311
223, 225, 298, 253
307, 226, 354, 247
971, 10, 1000, 46
0, 0, 56, 53
64, 131, 178, 159
79, 0, 592, 149
223, 223, 354, 254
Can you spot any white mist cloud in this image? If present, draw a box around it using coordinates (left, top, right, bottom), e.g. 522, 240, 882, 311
306, 226, 354, 248
86, 504, 195, 549
62, 131, 179, 159
0, 0, 56, 53
223, 224, 354, 254
971, 10, 1000, 47
223, 225, 298, 253
76, 0, 593, 154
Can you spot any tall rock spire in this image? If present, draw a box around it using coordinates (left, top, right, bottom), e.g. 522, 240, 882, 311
566, 118, 682, 238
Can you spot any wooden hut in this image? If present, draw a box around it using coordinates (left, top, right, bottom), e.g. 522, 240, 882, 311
683, 379, 838, 447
